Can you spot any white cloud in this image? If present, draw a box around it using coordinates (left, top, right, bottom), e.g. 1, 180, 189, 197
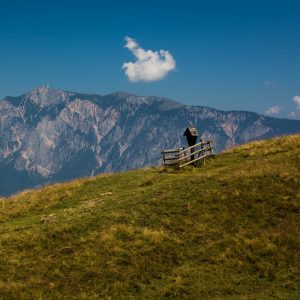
265, 105, 281, 116
293, 96, 300, 109
289, 96, 300, 119
289, 110, 300, 119
122, 37, 176, 82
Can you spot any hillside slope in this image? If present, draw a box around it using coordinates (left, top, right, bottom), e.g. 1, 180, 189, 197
0, 135, 299, 299
1, 86, 300, 196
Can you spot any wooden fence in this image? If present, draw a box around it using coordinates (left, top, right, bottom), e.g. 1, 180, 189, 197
162, 140, 214, 168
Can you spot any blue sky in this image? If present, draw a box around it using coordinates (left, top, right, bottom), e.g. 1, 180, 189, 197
1, 0, 300, 118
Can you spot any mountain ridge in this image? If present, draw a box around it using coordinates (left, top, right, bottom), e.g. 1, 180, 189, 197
0, 86, 299, 196
5, 86, 299, 119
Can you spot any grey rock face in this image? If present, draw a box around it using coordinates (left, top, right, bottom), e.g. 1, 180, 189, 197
0, 86, 299, 196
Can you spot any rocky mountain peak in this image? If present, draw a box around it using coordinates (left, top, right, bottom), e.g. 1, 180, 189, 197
106, 92, 157, 106
0, 87, 299, 196
25, 86, 73, 108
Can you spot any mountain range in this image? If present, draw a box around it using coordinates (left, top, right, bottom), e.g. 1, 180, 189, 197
1, 86, 299, 196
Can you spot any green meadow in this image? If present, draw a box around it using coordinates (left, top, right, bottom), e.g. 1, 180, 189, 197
0, 135, 299, 299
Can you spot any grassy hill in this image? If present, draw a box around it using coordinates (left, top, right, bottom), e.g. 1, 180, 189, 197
0, 135, 299, 299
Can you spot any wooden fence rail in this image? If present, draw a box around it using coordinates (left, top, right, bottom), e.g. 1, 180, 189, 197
162, 140, 214, 168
